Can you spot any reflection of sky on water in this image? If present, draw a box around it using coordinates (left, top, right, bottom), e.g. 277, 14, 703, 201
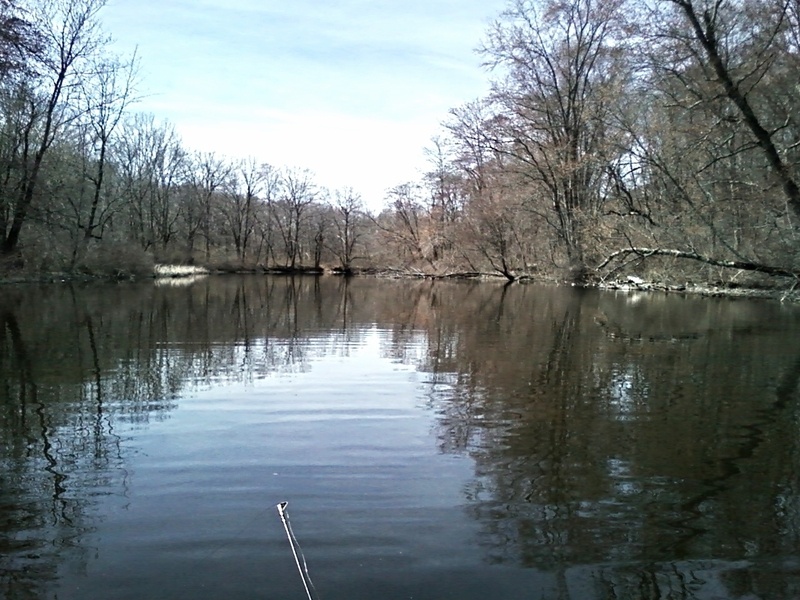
608, 367, 646, 421
62, 324, 481, 599
3, 278, 800, 599
154, 274, 209, 287
606, 458, 641, 497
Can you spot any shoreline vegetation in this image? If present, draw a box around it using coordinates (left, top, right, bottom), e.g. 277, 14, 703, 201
2, 1, 800, 304
1, 260, 797, 304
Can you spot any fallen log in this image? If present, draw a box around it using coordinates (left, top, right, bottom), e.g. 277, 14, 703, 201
597, 247, 800, 280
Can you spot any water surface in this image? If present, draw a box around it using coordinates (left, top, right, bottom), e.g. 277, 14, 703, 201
2, 276, 800, 599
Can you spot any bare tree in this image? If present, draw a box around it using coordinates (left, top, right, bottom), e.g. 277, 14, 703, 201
1, 0, 109, 255
447, 99, 537, 279
590, 0, 800, 281
115, 113, 186, 252
657, 0, 800, 219
307, 200, 329, 270
0, 0, 42, 82
220, 158, 276, 263
272, 167, 317, 268
251, 165, 281, 266
463, 180, 528, 281
61, 51, 138, 266
328, 187, 365, 272
374, 183, 427, 267
184, 151, 232, 261
480, 0, 631, 265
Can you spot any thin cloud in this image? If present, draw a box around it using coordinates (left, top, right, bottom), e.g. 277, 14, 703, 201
103, 0, 505, 208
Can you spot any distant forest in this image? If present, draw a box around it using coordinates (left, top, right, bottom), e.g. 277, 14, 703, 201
2, 0, 800, 285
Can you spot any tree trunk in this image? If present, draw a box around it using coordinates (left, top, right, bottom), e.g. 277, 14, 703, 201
597, 247, 800, 279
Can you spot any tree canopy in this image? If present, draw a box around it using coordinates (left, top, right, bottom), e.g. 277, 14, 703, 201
1, 0, 798, 288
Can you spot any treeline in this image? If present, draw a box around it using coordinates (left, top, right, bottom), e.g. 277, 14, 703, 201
0, 0, 373, 275
389, 0, 800, 283
2, 0, 800, 284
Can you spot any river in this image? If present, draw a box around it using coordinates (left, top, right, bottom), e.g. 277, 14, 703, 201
1, 275, 799, 599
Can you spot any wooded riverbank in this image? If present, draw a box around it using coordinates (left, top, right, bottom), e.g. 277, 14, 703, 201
2, 260, 798, 305
2, 1, 800, 297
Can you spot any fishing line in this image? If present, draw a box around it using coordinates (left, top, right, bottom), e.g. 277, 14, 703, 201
277, 501, 319, 600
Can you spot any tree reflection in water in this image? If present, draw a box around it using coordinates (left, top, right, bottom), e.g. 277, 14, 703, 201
1, 278, 800, 599
0, 277, 341, 599
0, 276, 434, 598
413, 284, 800, 598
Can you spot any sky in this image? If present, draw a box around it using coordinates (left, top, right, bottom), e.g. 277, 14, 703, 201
101, 0, 508, 209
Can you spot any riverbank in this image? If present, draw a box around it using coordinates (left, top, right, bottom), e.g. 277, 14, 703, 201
1, 262, 798, 303
595, 277, 800, 302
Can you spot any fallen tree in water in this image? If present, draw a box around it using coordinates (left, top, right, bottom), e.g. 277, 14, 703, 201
597, 247, 800, 281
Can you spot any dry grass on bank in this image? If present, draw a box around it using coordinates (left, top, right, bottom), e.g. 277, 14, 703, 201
153, 264, 210, 277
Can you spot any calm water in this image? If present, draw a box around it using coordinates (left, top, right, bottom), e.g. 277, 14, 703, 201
2, 276, 800, 599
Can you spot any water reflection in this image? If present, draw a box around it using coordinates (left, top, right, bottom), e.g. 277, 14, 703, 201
412, 285, 800, 597
0, 277, 424, 598
1, 277, 800, 599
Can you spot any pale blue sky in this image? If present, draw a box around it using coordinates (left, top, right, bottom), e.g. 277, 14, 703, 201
102, 0, 507, 208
